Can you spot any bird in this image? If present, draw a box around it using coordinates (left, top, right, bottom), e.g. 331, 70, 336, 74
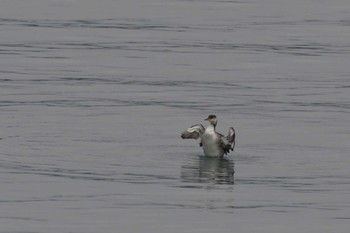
181, 115, 235, 157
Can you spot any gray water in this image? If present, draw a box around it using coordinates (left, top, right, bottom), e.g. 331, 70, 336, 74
1, 0, 350, 232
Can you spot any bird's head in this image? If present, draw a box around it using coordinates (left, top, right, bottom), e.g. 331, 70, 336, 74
205, 114, 217, 126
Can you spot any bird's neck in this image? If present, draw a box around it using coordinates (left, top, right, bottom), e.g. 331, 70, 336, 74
206, 123, 216, 132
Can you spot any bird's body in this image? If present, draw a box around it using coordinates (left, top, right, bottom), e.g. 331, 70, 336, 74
202, 124, 223, 157
181, 115, 235, 157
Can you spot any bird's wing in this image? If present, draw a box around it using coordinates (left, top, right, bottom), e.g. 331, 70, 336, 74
219, 127, 236, 155
181, 124, 205, 147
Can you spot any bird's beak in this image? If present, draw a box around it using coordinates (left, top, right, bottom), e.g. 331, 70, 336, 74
204, 118, 208, 121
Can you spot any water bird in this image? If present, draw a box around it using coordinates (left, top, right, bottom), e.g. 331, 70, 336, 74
181, 115, 235, 157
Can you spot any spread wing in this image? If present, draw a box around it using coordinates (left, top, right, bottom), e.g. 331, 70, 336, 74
181, 124, 205, 147
219, 127, 236, 155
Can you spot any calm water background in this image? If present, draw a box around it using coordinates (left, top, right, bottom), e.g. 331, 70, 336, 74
1, 0, 350, 232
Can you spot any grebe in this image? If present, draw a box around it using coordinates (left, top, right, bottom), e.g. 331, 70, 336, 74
181, 115, 235, 157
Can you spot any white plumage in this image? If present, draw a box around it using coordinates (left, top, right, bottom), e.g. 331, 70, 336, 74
181, 115, 235, 157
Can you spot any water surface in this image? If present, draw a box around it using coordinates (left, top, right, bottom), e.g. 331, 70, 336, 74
1, 0, 350, 232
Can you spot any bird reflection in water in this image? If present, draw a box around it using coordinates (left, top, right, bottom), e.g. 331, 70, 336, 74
181, 156, 235, 185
